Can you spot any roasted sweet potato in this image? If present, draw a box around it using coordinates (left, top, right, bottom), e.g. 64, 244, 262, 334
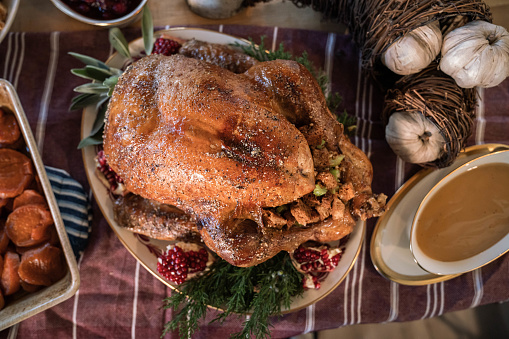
0, 221, 9, 254
0, 197, 8, 209
20, 280, 42, 293
12, 190, 47, 210
5, 204, 54, 247
0, 108, 21, 147
1, 251, 21, 295
0, 149, 34, 199
18, 243, 66, 286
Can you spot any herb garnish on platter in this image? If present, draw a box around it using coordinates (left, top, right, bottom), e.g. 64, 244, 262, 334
163, 252, 303, 339
70, 8, 356, 339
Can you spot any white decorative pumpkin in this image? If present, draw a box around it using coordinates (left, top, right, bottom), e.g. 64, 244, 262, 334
440, 20, 509, 88
382, 21, 442, 75
385, 111, 445, 164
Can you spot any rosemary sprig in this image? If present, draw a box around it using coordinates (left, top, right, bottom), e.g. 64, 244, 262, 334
162, 252, 304, 339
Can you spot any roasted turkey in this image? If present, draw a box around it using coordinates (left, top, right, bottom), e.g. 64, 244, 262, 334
104, 45, 386, 267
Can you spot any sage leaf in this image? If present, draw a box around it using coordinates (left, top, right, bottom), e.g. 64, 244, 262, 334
69, 52, 109, 70
78, 103, 108, 149
142, 6, 154, 55
103, 75, 119, 96
78, 124, 104, 149
90, 102, 108, 137
109, 27, 131, 59
69, 93, 108, 110
74, 83, 109, 94
71, 66, 113, 82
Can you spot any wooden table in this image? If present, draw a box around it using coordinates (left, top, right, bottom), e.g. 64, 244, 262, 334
10, 0, 509, 33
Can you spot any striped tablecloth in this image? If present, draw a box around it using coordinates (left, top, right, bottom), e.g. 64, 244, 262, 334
0, 25, 508, 339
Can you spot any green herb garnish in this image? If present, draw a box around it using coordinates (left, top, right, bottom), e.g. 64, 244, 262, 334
162, 252, 304, 339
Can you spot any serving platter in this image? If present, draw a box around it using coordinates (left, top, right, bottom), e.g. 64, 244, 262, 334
370, 143, 509, 285
81, 27, 365, 312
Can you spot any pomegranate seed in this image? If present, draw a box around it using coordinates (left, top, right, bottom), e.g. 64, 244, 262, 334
157, 244, 210, 284
152, 38, 181, 56
291, 243, 343, 290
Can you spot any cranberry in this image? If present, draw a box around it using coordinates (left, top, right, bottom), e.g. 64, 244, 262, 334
112, 3, 128, 15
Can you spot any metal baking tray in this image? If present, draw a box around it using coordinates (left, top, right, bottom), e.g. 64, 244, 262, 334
0, 79, 80, 330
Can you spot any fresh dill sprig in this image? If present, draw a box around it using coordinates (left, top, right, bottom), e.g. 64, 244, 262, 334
162, 252, 304, 339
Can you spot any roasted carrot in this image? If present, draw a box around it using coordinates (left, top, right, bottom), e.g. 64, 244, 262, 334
18, 243, 66, 286
12, 190, 47, 210
1, 251, 21, 295
0, 149, 34, 199
5, 204, 54, 247
0, 108, 21, 147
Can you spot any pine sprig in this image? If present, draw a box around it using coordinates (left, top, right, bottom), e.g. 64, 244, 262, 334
162, 252, 304, 339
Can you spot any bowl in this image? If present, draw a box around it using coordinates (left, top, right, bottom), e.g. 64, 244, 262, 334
50, 0, 147, 28
0, 0, 20, 44
0, 79, 80, 330
410, 150, 509, 276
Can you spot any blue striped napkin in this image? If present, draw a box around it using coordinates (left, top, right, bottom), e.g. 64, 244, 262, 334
45, 166, 91, 260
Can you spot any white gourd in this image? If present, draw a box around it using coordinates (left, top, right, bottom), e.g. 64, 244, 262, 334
440, 20, 509, 88
385, 111, 445, 164
382, 21, 442, 75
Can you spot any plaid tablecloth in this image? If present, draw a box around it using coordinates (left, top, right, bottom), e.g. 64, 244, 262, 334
0, 25, 508, 338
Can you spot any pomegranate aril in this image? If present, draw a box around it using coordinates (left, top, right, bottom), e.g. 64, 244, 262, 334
157, 244, 210, 284
152, 38, 182, 56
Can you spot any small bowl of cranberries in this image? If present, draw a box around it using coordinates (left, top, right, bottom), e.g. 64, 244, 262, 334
50, 0, 147, 27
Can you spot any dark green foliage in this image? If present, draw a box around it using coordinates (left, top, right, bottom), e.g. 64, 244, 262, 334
162, 252, 304, 339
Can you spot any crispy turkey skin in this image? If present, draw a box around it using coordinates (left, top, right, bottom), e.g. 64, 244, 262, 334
104, 52, 385, 267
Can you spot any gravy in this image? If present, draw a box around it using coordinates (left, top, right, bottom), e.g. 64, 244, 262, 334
415, 163, 509, 262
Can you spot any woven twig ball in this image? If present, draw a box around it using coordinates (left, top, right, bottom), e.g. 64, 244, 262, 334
382, 62, 476, 168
